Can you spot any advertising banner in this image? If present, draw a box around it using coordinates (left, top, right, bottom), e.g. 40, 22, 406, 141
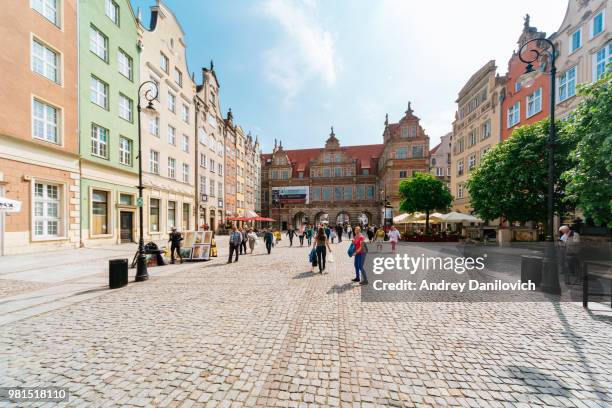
272, 186, 309, 204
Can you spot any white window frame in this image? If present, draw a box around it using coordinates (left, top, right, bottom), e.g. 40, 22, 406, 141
91, 124, 108, 158
526, 87, 542, 118
592, 45, 612, 81
182, 163, 189, 183
167, 157, 176, 179
160, 52, 169, 73
31, 0, 60, 26
32, 38, 60, 84
32, 181, 64, 240
481, 120, 491, 140
117, 49, 132, 80
181, 104, 189, 123
89, 26, 108, 61
174, 68, 182, 86
181, 134, 189, 153
457, 160, 464, 176
32, 98, 60, 144
468, 153, 477, 170
150, 150, 160, 174
167, 92, 176, 113
457, 184, 464, 199
167, 125, 176, 145
149, 115, 160, 137
590, 9, 605, 39
119, 136, 132, 166
105, 0, 119, 25
507, 101, 520, 128
558, 67, 577, 103
90, 76, 108, 109
118, 94, 133, 122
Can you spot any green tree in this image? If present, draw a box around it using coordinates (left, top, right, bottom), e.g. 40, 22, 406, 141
562, 70, 612, 227
399, 173, 452, 233
466, 120, 576, 227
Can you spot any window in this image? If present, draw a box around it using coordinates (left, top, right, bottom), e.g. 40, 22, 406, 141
481, 145, 491, 158
167, 201, 176, 229
570, 28, 582, 53
399, 170, 408, 178
167, 157, 176, 179
105, 0, 119, 25
322, 187, 332, 201
366, 185, 375, 200
401, 127, 409, 138
343, 186, 353, 200
271, 170, 277, 179
149, 198, 160, 232
91, 190, 109, 235
32, 0, 59, 25
558, 67, 576, 102
412, 145, 424, 158
181, 134, 189, 152
181, 104, 189, 123
91, 124, 108, 158
89, 26, 108, 61
182, 163, 189, 183
218, 163, 223, 175
593, 45, 612, 81
182, 203, 190, 230
281, 170, 289, 179
117, 50, 132, 80
200, 153, 206, 167
526, 88, 542, 117
167, 92, 176, 113
458, 138, 464, 153
149, 116, 159, 137
90, 76, 108, 109
468, 130, 477, 147
174, 68, 182, 86
334, 186, 342, 201
298, 171, 304, 179
218, 182, 223, 198
118, 94, 132, 122
355, 185, 365, 200
210, 159, 215, 172
167, 125, 176, 145
334, 167, 342, 177
323, 168, 331, 177
119, 137, 132, 166
33, 182, 61, 238
457, 160, 464, 176
119, 194, 133, 205
362, 169, 369, 176
507, 101, 520, 127
200, 176, 207, 194
514, 82, 521, 92
436, 167, 444, 176
457, 184, 464, 199
160, 52, 169, 73
312, 187, 321, 201
32, 39, 59, 83
32, 99, 59, 144
468, 153, 476, 170
150, 150, 159, 174
396, 148, 408, 159
481, 120, 491, 140
591, 10, 605, 38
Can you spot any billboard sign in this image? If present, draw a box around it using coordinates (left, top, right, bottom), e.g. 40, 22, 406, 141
272, 186, 309, 204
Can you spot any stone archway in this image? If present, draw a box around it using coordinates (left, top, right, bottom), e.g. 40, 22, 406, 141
293, 212, 307, 229
314, 211, 329, 226
335, 211, 350, 226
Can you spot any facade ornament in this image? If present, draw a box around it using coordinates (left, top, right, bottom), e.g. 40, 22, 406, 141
384, 113, 388, 126
406, 101, 413, 115
330, 126, 335, 136
210, 59, 214, 70
523, 14, 530, 30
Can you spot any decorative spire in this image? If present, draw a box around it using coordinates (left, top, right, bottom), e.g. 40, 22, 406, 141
227, 107, 233, 121
330, 126, 335, 137
210, 60, 214, 70
274, 139, 277, 149
405, 101, 413, 115
523, 13, 530, 30
384, 113, 389, 126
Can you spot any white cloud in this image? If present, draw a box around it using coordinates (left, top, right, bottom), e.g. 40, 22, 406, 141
259, 0, 337, 104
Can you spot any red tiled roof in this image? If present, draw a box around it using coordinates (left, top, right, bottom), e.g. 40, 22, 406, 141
262, 144, 383, 176
430, 143, 441, 155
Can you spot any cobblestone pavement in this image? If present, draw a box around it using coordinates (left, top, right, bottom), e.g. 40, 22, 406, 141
0, 240, 611, 407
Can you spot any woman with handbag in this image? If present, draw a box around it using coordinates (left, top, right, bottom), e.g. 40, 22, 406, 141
313, 227, 332, 273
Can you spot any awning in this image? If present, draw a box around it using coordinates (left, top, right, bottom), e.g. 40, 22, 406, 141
0, 197, 21, 213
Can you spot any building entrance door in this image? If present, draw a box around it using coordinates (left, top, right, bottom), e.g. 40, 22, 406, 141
120, 211, 133, 243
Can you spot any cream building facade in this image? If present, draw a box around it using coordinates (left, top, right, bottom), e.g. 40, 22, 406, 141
552, 0, 611, 119
139, 1, 196, 239
235, 126, 246, 217
195, 64, 225, 230
450, 60, 506, 214
430, 132, 452, 188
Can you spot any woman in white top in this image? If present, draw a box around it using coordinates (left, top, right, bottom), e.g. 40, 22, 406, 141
247, 229, 258, 254
387, 225, 401, 253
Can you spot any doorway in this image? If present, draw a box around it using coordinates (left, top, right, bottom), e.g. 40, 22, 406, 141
120, 211, 133, 243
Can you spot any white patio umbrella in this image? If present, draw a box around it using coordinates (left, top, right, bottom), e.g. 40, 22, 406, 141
439, 211, 483, 223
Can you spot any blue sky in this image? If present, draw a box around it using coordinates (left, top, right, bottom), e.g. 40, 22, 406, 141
131, 0, 567, 152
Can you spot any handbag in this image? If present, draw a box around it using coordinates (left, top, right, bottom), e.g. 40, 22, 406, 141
347, 243, 355, 257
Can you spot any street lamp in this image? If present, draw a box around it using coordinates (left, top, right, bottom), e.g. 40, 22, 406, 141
517, 37, 560, 294
135, 81, 158, 282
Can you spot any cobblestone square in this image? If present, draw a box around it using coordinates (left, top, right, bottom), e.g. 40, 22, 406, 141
1, 240, 611, 407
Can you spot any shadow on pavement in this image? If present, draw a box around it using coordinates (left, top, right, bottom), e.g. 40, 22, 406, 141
327, 282, 355, 295
293, 271, 318, 280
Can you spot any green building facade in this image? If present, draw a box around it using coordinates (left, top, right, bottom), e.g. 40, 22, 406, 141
79, 0, 140, 245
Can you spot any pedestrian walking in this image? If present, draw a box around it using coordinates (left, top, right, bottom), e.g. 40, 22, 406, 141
264, 229, 274, 254
374, 226, 385, 252
388, 225, 401, 253
228, 225, 242, 263
298, 225, 305, 247
305, 225, 314, 246
330, 228, 336, 244
366, 226, 374, 242
168, 227, 184, 264
239, 227, 248, 255
273, 229, 281, 246
247, 229, 257, 254
347, 224, 353, 240
336, 224, 343, 243
351, 226, 368, 285
324, 225, 331, 240
313, 227, 332, 273
287, 226, 296, 247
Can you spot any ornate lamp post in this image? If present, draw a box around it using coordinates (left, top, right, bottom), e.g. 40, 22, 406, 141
517, 37, 560, 294
135, 81, 158, 282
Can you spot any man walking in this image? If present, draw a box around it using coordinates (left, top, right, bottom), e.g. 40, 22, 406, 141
263, 228, 274, 254
305, 225, 313, 246
286, 226, 296, 247
228, 225, 242, 263
168, 227, 184, 264
336, 224, 343, 243
240, 227, 248, 255
298, 225, 305, 246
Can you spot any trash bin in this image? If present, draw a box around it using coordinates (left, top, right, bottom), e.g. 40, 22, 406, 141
521, 255, 542, 286
109, 258, 128, 289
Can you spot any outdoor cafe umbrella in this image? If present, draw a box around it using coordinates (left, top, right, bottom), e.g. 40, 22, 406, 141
437, 211, 483, 223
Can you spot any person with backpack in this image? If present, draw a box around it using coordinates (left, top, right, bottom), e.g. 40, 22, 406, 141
228, 225, 242, 263
263, 228, 274, 254
168, 227, 184, 264
351, 226, 368, 285
313, 227, 332, 273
